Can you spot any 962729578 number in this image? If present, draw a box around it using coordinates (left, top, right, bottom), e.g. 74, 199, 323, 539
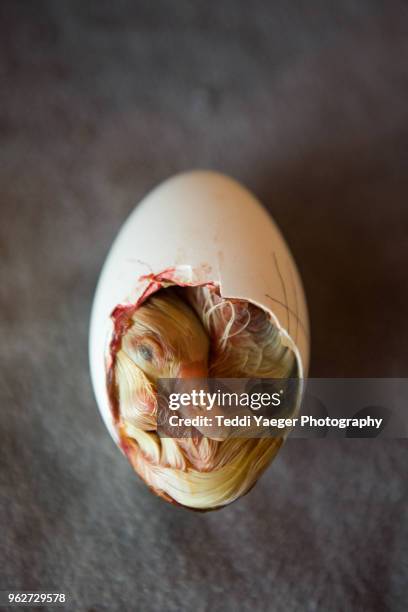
7, 592, 66, 604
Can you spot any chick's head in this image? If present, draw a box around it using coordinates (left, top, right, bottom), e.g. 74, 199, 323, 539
122, 289, 210, 381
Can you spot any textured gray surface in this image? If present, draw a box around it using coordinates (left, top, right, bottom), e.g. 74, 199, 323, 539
0, 1, 407, 611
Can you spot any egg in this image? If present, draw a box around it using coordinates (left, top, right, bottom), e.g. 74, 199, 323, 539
89, 170, 310, 508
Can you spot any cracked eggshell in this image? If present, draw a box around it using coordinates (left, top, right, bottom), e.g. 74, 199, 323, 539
89, 170, 310, 444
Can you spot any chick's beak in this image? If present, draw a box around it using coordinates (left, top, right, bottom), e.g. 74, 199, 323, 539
178, 360, 208, 379
176, 361, 230, 442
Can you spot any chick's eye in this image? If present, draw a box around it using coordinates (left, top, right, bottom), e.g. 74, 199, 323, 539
138, 344, 154, 362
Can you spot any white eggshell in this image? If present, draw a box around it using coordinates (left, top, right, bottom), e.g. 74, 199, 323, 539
89, 171, 310, 444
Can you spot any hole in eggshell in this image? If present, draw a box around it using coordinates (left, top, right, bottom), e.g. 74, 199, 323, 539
105, 275, 301, 511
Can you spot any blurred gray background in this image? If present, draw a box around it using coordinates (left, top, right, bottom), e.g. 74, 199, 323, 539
0, 1, 407, 610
